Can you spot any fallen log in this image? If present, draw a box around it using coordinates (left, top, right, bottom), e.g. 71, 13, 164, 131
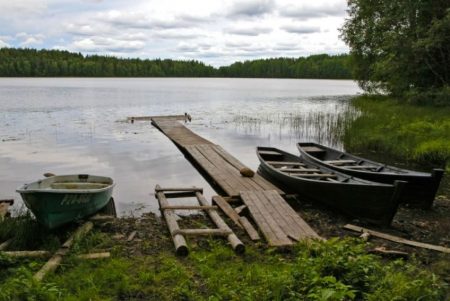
77, 252, 110, 260
344, 224, 450, 253
3, 251, 51, 258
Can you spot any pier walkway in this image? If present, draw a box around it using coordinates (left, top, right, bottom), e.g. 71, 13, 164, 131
149, 115, 320, 245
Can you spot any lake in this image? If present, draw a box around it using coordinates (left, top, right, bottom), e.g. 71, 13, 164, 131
0, 78, 361, 214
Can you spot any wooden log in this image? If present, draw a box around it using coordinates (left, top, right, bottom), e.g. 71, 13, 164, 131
89, 214, 116, 221
239, 217, 261, 241
234, 205, 247, 215
34, 221, 94, 281
3, 251, 51, 258
0, 239, 12, 251
343, 224, 450, 253
155, 185, 189, 256
77, 252, 110, 260
212, 196, 243, 229
161, 205, 218, 210
197, 192, 244, 254
155, 187, 203, 193
174, 229, 232, 236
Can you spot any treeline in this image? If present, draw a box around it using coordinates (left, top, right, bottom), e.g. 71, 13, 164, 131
0, 48, 351, 79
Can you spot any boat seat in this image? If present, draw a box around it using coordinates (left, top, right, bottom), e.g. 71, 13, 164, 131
292, 173, 337, 178
340, 165, 378, 170
259, 150, 283, 156
279, 168, 321, 172
302, 146, 326, 154
325, 159, 356, 165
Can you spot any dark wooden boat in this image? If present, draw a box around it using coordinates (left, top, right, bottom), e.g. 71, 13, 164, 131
297, 142, 444, 209
257, 147, 405, 226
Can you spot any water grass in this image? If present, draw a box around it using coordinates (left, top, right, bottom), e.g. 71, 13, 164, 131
344, 95, 450, 169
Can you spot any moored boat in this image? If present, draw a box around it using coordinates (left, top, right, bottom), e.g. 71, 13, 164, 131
297, 142, 444, 209
257, 147, 405, 226
17, 174, 115, 229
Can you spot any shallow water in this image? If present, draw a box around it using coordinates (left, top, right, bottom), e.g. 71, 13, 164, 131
0, 78, 361, 215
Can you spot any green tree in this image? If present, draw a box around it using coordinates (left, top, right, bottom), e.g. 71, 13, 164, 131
340, 0, 450, 99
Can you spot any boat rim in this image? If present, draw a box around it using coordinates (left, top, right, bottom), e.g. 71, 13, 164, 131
16, 174, 115, 194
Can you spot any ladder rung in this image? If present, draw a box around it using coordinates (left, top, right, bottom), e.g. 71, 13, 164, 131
161, 205, 217, 210
155, 187, 203, 193
173, 229, 232, 236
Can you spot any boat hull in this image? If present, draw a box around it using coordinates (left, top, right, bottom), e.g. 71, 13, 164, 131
17, 175, 114, 229
257, 147, 404, 226
297, 142, 444, 209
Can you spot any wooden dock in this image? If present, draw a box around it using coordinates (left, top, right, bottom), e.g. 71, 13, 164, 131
149, 115, 320, 245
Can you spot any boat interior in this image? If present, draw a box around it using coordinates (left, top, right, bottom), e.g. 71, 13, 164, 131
258, 148, 350, 183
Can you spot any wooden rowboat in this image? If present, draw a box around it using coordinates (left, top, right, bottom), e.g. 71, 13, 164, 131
257, 147, 405, 226
17, 174, 114, 229
297, 142, 444, 209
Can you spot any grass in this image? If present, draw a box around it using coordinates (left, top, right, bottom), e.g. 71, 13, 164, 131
0, 214, 448, 301
344, 95, 450, 169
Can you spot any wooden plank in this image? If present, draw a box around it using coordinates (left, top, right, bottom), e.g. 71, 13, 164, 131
185, 146, 236, 196
239, 217, 261, 241
265, 190, 320, 239
212, 195, 243, 229
241, 191, 292, 246
255, 190, 301, 241
196, 145, 256, 192
343, 224, 450, 253
128, 115, 186, 121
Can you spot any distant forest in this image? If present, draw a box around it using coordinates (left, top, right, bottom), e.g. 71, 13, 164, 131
0, 48, 351, 79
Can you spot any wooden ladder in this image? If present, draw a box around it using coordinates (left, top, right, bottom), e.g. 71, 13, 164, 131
155, 185, 244, 256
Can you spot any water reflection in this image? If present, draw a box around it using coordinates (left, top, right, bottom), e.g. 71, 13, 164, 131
0, 78, 361, 215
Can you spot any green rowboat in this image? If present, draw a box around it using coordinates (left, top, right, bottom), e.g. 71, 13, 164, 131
17, 174, 115, 229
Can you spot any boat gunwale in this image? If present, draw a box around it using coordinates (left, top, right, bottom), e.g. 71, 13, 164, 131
16, 175, 115, 194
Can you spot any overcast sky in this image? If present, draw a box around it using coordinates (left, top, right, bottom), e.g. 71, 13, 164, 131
0, 0, 350, 66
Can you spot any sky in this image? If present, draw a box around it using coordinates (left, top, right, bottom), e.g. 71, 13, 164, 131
0, 0, 350, 66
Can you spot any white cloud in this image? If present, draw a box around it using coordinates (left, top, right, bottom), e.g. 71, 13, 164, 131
281, 24, 321, 34
0, 0, 350, 66
227, 0, 275, 17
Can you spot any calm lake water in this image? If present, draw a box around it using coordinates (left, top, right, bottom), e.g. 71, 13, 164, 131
0, 78, 361, 215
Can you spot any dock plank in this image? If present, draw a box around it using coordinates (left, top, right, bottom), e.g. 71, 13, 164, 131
240, 191, 292, 246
